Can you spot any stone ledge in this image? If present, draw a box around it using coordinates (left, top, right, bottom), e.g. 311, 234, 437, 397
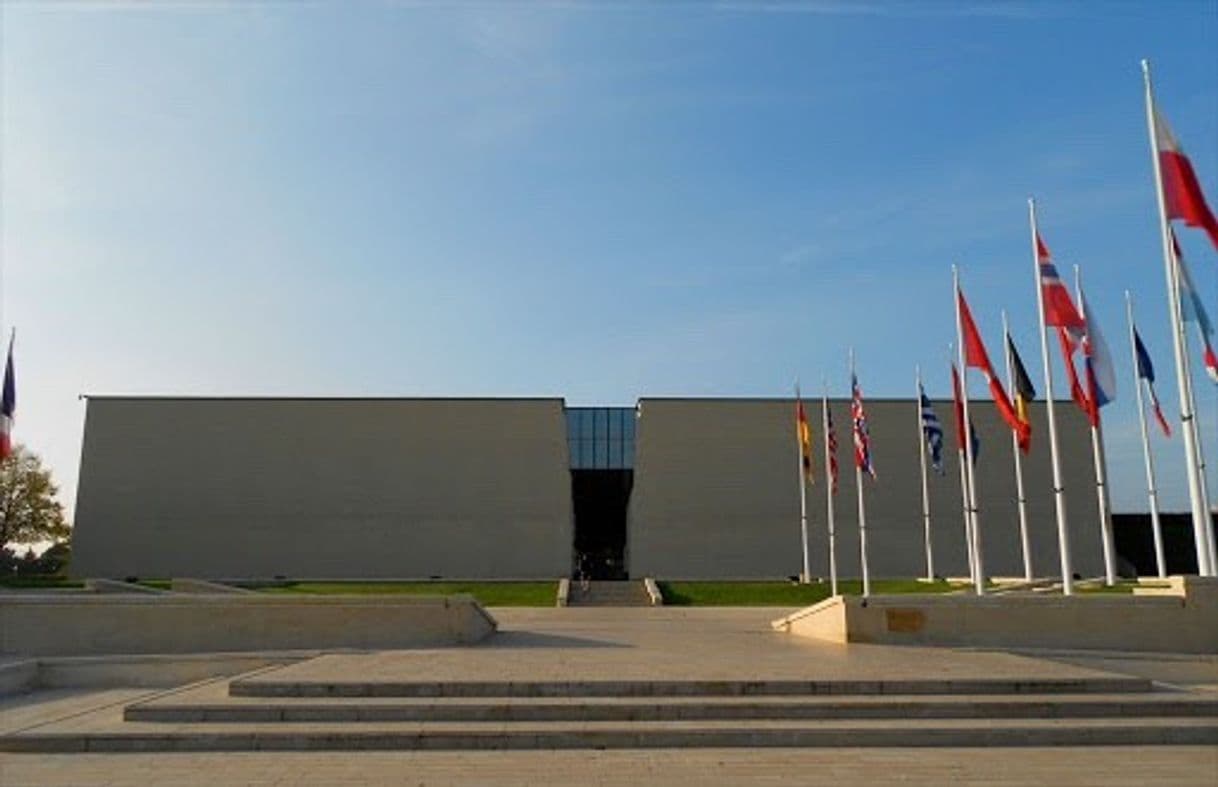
772, 576, 1218, 654
1, 594, 498, 657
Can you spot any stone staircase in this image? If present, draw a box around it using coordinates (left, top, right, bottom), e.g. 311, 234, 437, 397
4, 668, 1217, 751
566, 580, 653, 607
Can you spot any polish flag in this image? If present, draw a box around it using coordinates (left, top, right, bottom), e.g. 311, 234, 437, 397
956, 288, 1031, 447
1154, 108, 1218, 250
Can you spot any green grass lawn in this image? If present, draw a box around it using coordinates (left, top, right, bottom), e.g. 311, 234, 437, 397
256, 581, 557, 606
135, 578, 173, 591
657, 578, 963, 606
0, 575, 84, 589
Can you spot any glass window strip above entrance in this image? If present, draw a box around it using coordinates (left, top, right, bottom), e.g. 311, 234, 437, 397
565, 407, 636, 470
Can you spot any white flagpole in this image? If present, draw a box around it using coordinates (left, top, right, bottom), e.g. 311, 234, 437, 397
1142, 59, 1214, 577
1002, 311, 1034, 582
795, 382, 811, 585
1174, 246, 1217, 574
821, 385, 839, 596
851, 348, 871, 598
950, 343, 977, 585
1028, 198, 1074, 595
916, 365, 935, 581
1126, 291, 1167, 578
953, 267, 985, 595
1075, 266, 1117, 586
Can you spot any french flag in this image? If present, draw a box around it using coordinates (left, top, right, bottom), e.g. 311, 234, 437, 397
1154, 108, 1218, 251
0, 333, 14, 461
1134, 328, 1172, 438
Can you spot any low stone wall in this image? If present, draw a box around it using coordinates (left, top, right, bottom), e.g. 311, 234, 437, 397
772, 576, 1218, 654
0, 594, 498, 657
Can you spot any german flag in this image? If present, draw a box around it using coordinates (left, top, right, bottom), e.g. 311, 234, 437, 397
1006, 334, 1036, 454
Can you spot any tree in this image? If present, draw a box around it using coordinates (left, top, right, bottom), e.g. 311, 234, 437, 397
0, 445, 70, 552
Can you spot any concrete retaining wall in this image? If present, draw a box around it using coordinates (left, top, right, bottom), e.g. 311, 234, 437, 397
772, 576, 1218, 654
0, 594, 498, 657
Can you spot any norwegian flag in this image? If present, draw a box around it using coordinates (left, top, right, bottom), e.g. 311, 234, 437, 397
851, 373, 875, 479
1037, 234, 1085, 331
1037, 234, 1094, 421
825, 398, 839, 494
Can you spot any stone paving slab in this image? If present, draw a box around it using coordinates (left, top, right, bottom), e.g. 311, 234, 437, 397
0, 689, 153, 734
2, 747, 1216, 786
237, 608, 1143, 687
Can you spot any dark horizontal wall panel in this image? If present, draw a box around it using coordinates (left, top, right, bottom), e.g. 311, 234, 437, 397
628, 398, 1102, 580
72, 398, 573, 579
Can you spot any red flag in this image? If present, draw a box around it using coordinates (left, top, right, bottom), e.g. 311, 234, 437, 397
1154, 108, 1218, 250
1036, 234, 1085, 329
957, 288, 1032, 447
1057, 327, 1096, 427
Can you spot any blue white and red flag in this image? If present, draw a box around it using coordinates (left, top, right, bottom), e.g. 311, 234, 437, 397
1134, 328, 1172, 438
851, 373, 875, 479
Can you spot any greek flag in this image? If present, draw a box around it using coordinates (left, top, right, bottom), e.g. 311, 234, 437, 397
918, 383, 944, 474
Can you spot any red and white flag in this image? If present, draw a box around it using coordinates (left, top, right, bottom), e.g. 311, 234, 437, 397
1153, 108, 1218, 250
1037, 234, 1094, 422
956, 288, 1032, 447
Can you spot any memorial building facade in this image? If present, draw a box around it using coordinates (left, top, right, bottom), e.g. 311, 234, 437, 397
71, 396, 1103, 580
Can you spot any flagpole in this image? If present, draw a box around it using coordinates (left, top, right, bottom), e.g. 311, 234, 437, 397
916, 365, 934, 581
1074, 266, 1117, 586
1174, 243, 1217, 574
851, 348, 871, 598
1142, 59, 1214, 577
1028, 198, 1074, 595
821, 383, 839, 596
950, 344, 977, 585
1126, 291, 1167, 578
1002, 311, 1034, 582
795, 382, 811, 585
953, 267, 985, 596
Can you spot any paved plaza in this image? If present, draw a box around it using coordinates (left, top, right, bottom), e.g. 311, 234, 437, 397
2, 607, 1216, 784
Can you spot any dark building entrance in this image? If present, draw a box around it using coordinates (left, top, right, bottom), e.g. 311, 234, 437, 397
572, 469, 632, 580
565, 406, 637, 580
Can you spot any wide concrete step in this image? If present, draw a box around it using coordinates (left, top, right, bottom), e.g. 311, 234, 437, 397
5, 717, 1216, 752
566, 581, 652, 607
229, 676, 1155, 698
126, 692, 1218, 724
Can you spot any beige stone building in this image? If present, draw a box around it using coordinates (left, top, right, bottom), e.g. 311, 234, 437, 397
71, 396, 1103, 580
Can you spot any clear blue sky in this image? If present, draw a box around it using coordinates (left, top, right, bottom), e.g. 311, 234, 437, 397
2, 1, 1215, 516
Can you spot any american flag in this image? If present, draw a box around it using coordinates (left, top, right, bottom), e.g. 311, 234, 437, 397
0, 332, 14, 461
825, 400, 839, 493
851, 373, 875, 479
